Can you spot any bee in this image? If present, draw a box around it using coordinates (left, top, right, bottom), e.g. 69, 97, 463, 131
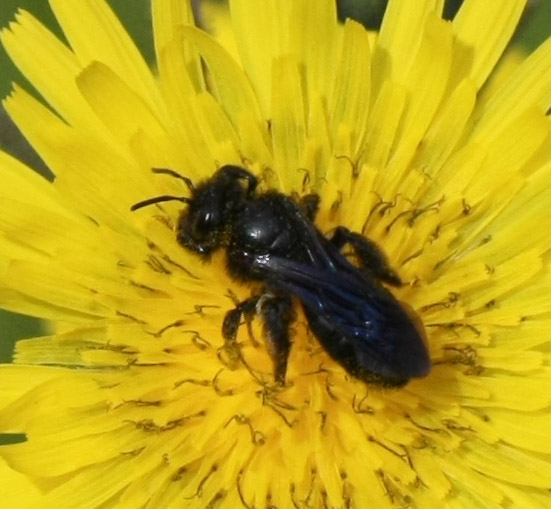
131, 165, 430, 387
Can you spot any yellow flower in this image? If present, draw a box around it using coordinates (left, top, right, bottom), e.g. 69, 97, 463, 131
1, 0, 551, 507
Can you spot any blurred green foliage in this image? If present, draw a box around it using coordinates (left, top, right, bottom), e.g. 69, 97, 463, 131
0, 0, 550, 363
517, 0, 551, 51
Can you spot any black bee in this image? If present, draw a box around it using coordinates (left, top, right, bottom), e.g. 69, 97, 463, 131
131, 165, 431, 387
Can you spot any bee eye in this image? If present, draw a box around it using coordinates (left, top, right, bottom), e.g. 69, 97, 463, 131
192, 211, 218, 239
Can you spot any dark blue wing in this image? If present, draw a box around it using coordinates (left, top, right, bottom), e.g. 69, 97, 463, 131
253, 220, 430, 383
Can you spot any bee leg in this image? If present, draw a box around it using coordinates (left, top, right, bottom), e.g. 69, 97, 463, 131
222, 296, 259, 342
298, 193, 320, 221
222, 297, 259, 365
330, 226, 402, 286
258, 293, 295, 385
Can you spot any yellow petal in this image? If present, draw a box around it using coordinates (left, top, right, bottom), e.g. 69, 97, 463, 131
372, 0, 444, 91
179, 25, 262, 129
0, 365, 66, 410
0, 11, 102, 131
328, 20, 371, 155
488, 409, 551, 454
49, 0, 164, 120
0, 456, 42, 508
151, 0, 204, 92
382, 14, 453, 194
270, 56, 306, 191
4, 85, 154, 232
451, 0, 527, 88
362, 80, 406, 170
412, 78, 477, 183
463, 438, 551, 488
473, 38, 551, 139
229, 0, 338, 115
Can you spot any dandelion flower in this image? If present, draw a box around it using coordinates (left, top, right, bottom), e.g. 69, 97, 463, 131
2, 0, 551, 507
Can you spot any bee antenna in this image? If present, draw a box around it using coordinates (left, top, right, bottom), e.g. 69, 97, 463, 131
130, 195, 192, 211
151, 168, 195, 191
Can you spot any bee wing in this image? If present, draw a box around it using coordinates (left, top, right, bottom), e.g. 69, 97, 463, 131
254, 254, 388, 333
254, 254, 430, 380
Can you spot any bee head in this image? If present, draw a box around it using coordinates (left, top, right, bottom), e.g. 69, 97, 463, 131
176, 166, 258, 256
131, 165, 258, 257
